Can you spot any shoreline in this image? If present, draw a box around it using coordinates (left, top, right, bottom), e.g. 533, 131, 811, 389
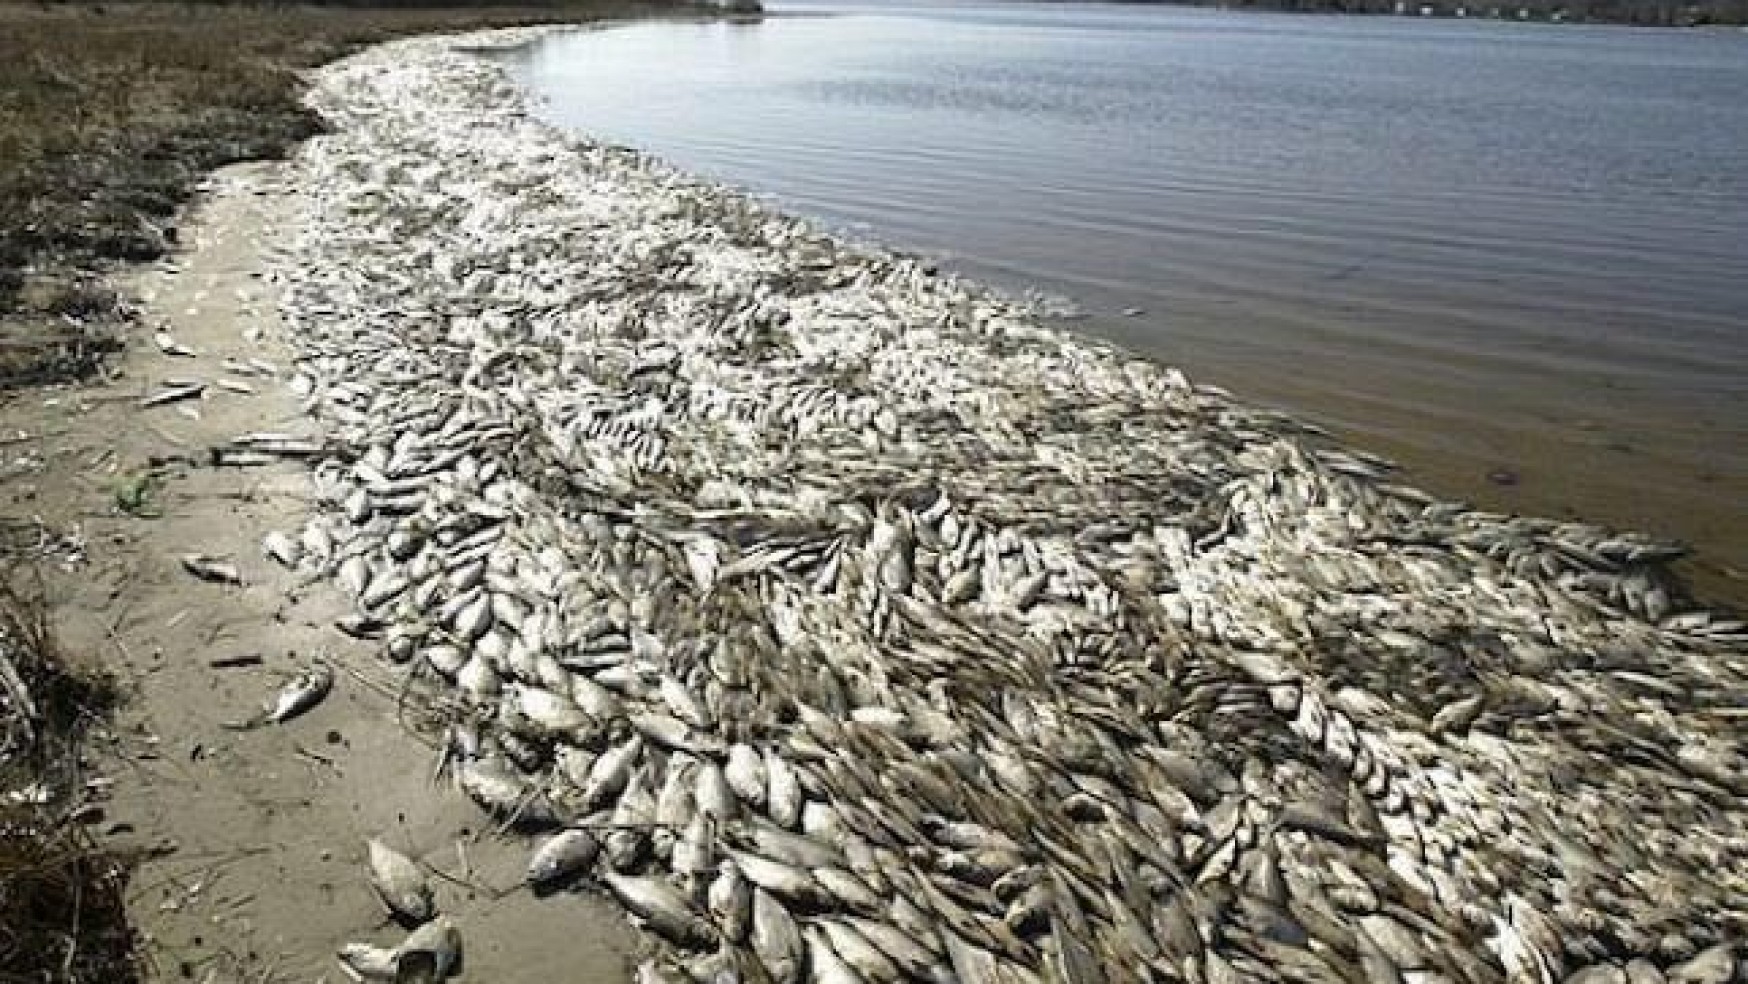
3, 18, 1743, 984
287, 25, 1747, 980
500, 10, 1748, 614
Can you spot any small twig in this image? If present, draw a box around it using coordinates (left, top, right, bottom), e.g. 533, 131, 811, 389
125, 847, 271, 900
291, 744, 335, 768
207, 655, 263, 670
422, 860, 508, 900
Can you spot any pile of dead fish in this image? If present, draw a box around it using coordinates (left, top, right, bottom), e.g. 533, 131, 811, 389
262, 28, 1746, 984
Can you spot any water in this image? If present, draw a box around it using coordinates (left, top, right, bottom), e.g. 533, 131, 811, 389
499, 3, 1748, 601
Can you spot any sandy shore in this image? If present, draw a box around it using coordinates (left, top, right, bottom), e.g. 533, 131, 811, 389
5, 162, 638, 981
2, 22, 1742, 984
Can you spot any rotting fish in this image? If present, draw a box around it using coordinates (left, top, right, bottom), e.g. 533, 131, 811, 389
527, 829, 599, 886
817, 918, 904, 983
396, 915, 461, 984
223, 662, 332, 730
603, 872, 718, 950
455, 755, 559, 828
142, 381, 205, 407
707, 860, 753, 944
766, 748, 803, 829
262, 531, 303, 569
266, 36, 1748, 984
750, 887, 804, 984
337, 942, 401, 982
366, 838, 434, 925
180, 553, 243, 585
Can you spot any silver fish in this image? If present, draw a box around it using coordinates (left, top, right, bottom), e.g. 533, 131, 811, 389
396, 915, 461, 983
336, 943, 400, 982
224, 662, 332, 729
527, 829, 599, 886
708, 860, 753, 944
180, 553, 242, 585
817, 918, 904, 983
603, 872, 717, 949
366, 838, 433, 924
750, 887, 804, 984
766, 748, 803, 829
805, 924, 867, 984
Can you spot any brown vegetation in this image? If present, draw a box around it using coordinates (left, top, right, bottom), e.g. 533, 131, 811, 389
0, 573, 131, 984
0, 1, 700, 388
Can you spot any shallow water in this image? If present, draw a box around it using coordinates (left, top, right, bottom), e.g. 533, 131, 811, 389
500, 3, 1748, 602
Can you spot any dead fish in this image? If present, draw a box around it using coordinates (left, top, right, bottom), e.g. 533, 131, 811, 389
767, 748, 803, 829
728, 848, 831, 908
726, 743, 768, 807
143, 381, 205, 407
367, 838, 434, 924
738, 819, 844, 869
337, 614, 388, 640
661, 673, 714, 729
708, 860, 753, 943
942, 930, 1002, 984
817, 918, 905, 983
606, 769, 657, 870
672, 811, 716, 883
262, 531, 303, 569
181, 553, 243, 585
815, 866, 884, 915
1666, 945, 1735, 984
1428, 695, 1485, 736
751, 887, 804, 984
396, 916, 461, 984
806, 924, 868, 984
153, 331, 198, 357
840, 916, 943, 978
583, 736, 643, 811
456, 756, 560, 828
695, 761, 738, 823
223, 662, 332, 729
337, 943, 401, 982
527, 829, 599, 886
603, 872, 718, 949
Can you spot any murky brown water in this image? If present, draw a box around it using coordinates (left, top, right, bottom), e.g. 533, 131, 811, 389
502, 3, 1748, 606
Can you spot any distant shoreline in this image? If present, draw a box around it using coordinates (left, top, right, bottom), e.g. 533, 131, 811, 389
1011, 0, 1748, 27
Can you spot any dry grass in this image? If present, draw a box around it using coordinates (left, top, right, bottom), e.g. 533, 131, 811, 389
0, 0, 705, 388
0, 574, 131, 984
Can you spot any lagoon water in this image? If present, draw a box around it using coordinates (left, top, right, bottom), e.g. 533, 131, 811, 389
500, 3, 1748, 598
